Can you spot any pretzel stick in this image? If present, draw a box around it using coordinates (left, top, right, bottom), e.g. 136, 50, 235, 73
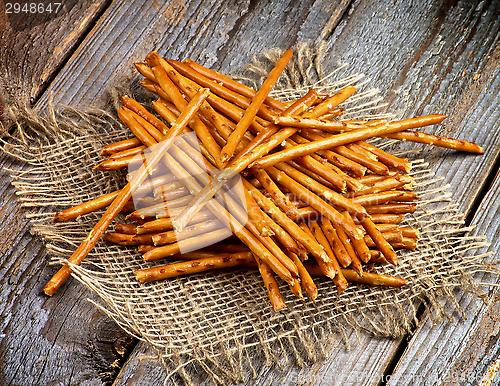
152, 219, 223, 246
183, 58, 287, 111
243, 186, 274, 237
318, 217, 352, 268
273, 116, 362, 131
43, 88, 210, 296
364, 231, 403, 246
101, 137, 143, 156
114, 223, 138, 235
53, 191, 119, 223
108, 145, 147, 160
401, 227, 420, 239
252, 168, 299, 217
287, 251, 318, 302
352, 191, 419, 207
249, 115, 447, 168
308, 220, 348, 293
301, 86, 357, 118
362, 213, 406, 224
365, 203, 417, 215
220, 49, 293, 164
121, 96, 169, 135
255, 256, 287, 311
383, 131, 483, 153
358, 215, 397, 265
135, 210, 213, 234
258, 210, 301, 254
353, 174, 414, 196
136, 251, 255, 283
304, 264, 408, 287
103, 232, 154, 246
356, 141, 411, 173
343, 211, 371, 264
330, 217, 363, 276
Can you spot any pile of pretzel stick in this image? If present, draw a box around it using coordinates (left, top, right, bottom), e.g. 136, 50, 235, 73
45, 48, 483, 311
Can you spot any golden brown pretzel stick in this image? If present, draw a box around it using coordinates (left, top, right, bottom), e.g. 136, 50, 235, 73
43, 88, 210, 296
383, 131, 483, 154
273, 115, 361, 131
343, 211, 371, 264
393, 237, 418, 251
220, 49, 293, 164
353, 174, 415, 196
108, 145, 147, 160
134, 62, 157, 83
93, 153, 146, 171
242, 186, 274, 237
169, 59, 280, 122
103, 232, 154, 246
101, 137, 143, 156
183, 58, 287, 112
243, 179, 330, 262
121, 95, 169, 135
250, 115, 447, 168
287, 251, 318, 302
122, 107, 164, 142
308, 220, 348, 293
147, 53, 222, 166
53, 191, 119, 223
259, 210, 301, 254
401, 227, 420, 239
365, 203, 417, 215
272, 162, 367, 218
135, 210, 213, 235
152, 219, 223, 246
301, 86, 357, 118
356, 141, 411, 173
285, 158, 343, 192
317, 217, 352, 268
255, 256, 287, 311
118, 108, 157, 147
352, 191, 419, 207
136, 251, 255, 283
361, 213, 406, 224
358, 216, 398, 265
304, 264, 408, 287
252, 168, 299, 217
330, 216, 363, 276
363, 231, 403, 246
232, 88, 318, 162
264, 166, 364, 240
291, 206, 320, 222
114, 223, 138, 235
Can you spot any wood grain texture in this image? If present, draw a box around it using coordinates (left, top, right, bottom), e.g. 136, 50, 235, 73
0, 0, 110, 104
388, 169, 500, 385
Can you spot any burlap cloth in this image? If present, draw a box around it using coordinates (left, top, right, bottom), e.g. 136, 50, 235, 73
1, 44, 498, 385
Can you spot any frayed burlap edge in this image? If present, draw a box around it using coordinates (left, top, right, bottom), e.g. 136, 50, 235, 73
2, 44, 499, 386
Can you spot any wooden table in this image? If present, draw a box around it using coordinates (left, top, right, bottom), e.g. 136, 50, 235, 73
1, 1, 500, 384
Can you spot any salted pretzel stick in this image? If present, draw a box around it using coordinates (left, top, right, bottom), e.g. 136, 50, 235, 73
136, 251, 255, 283
101, 137, 143, 156
364, 231, 403, 246
139, 79, 173, 103
358, 215, 398, 265
118, 109, 157, 147
168, 59, 280, 122
43, 88, 210, 296
383, 131, 483, 154
184, 58, 287, 111
250, 115, 447, 168
108, 145, 147, 160
318, 217, 352, 268
308, 220, 348, 293
265, 166, 364, 240
242, 179, 330, 263
134, 62, 157, 83
252, 168, 299, 217
393, 237, 418, 251
352, 191, 419, 207
401, 227, 419, 239
255, 256, 287, 311
356, 141, 411, 173
304, 264, 408, 287
291, 206, 320, 222
286, 157, 343, 191
121, 96, 169, 134
273, 116, 362, 131
135, 210, 213, 234
243, 186, 274, 237
360, 213, 406, 224
122, 107, 164, 142
220, 49, 293, 164
353, 174, 415, 197
343, 211, 371, 264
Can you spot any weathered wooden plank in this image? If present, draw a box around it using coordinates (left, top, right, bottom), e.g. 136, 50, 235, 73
0, 0, 110, 104
388, 167, 500, 385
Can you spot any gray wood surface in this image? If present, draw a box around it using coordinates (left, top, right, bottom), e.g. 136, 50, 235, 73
1, 0, 499, 385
